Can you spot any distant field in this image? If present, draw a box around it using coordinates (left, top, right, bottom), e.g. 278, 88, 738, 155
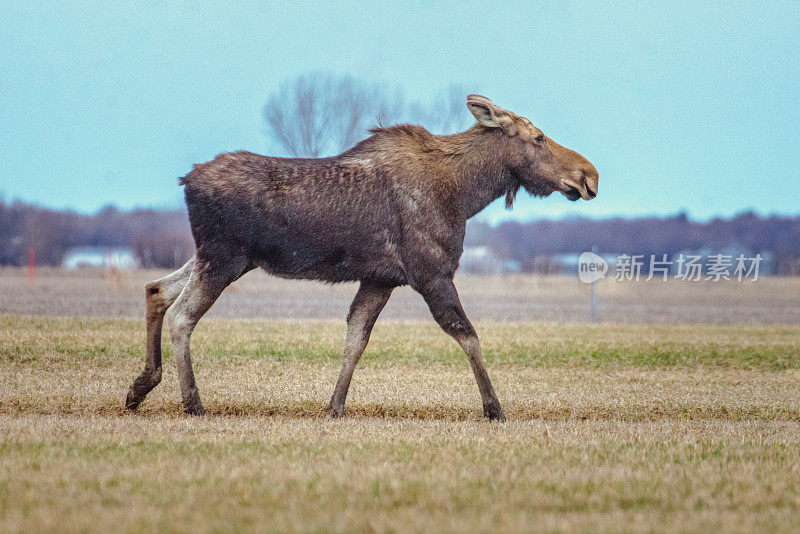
2, 315, 800, 532
2, 267, 799, 323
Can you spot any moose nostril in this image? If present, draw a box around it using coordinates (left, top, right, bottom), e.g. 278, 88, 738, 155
582, 168, 598, 199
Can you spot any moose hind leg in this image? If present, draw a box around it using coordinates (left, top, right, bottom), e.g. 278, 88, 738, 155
165, 254, 247, 415
126, 257, 195, 410
327, 281, 393, 418
417, 277, 505, 421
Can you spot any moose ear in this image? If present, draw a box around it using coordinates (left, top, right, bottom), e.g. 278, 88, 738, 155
466, 94, 513, 129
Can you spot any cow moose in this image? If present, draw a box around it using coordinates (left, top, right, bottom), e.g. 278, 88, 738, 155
125, 94, 598, 421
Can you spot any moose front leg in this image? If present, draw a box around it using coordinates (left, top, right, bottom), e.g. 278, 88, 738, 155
417, 277, 505, 421
327, 281, 393, 418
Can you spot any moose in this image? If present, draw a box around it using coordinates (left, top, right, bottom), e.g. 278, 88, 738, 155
125, 95, 598, 421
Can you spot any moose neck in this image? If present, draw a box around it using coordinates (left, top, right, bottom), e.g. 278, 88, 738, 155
441, 128, 518, 220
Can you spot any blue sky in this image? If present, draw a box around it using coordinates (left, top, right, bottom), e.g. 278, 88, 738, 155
1, 1, 798, 222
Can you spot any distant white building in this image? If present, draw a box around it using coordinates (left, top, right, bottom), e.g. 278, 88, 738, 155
460, 246, 521, 274
61, 247, 139, 270
527, 253, 619, 275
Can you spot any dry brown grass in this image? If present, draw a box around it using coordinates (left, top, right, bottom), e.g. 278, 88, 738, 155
1, 315, 800, 532
3, 416, 799, 533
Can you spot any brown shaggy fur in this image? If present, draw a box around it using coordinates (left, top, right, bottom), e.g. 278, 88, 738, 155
126, 95, 598, 420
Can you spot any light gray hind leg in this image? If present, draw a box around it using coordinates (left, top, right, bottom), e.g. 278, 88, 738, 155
327, 281, 393, 418
126, 257, 195, 410
165, 254, 248, 415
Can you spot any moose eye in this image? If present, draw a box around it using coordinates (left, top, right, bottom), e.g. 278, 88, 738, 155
535, 134, 545, 144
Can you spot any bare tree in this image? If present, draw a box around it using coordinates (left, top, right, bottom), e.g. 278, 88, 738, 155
402, 84, 469, 135
263, 73, 471, 157
263, 73, 341, 157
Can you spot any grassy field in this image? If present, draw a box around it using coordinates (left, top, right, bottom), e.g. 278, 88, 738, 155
2, 314, 800, 532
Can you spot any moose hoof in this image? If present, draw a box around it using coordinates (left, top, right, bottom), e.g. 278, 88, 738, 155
181, 388, 206, 416
483, 400, 506, 422
182, 397, 207, 416
125, 390, 142, 411
326, 403, 346, 419
184, 404, 207, 416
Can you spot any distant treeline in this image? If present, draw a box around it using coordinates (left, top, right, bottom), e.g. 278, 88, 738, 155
466, 212, 800, 275
0, 200, 193, 268
2, 199, 799, 274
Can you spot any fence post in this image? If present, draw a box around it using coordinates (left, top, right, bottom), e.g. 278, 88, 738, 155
590, 246, 598, 323
28, 247, 36, 286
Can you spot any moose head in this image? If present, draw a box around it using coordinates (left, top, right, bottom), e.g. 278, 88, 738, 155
466, 94, 598, 203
